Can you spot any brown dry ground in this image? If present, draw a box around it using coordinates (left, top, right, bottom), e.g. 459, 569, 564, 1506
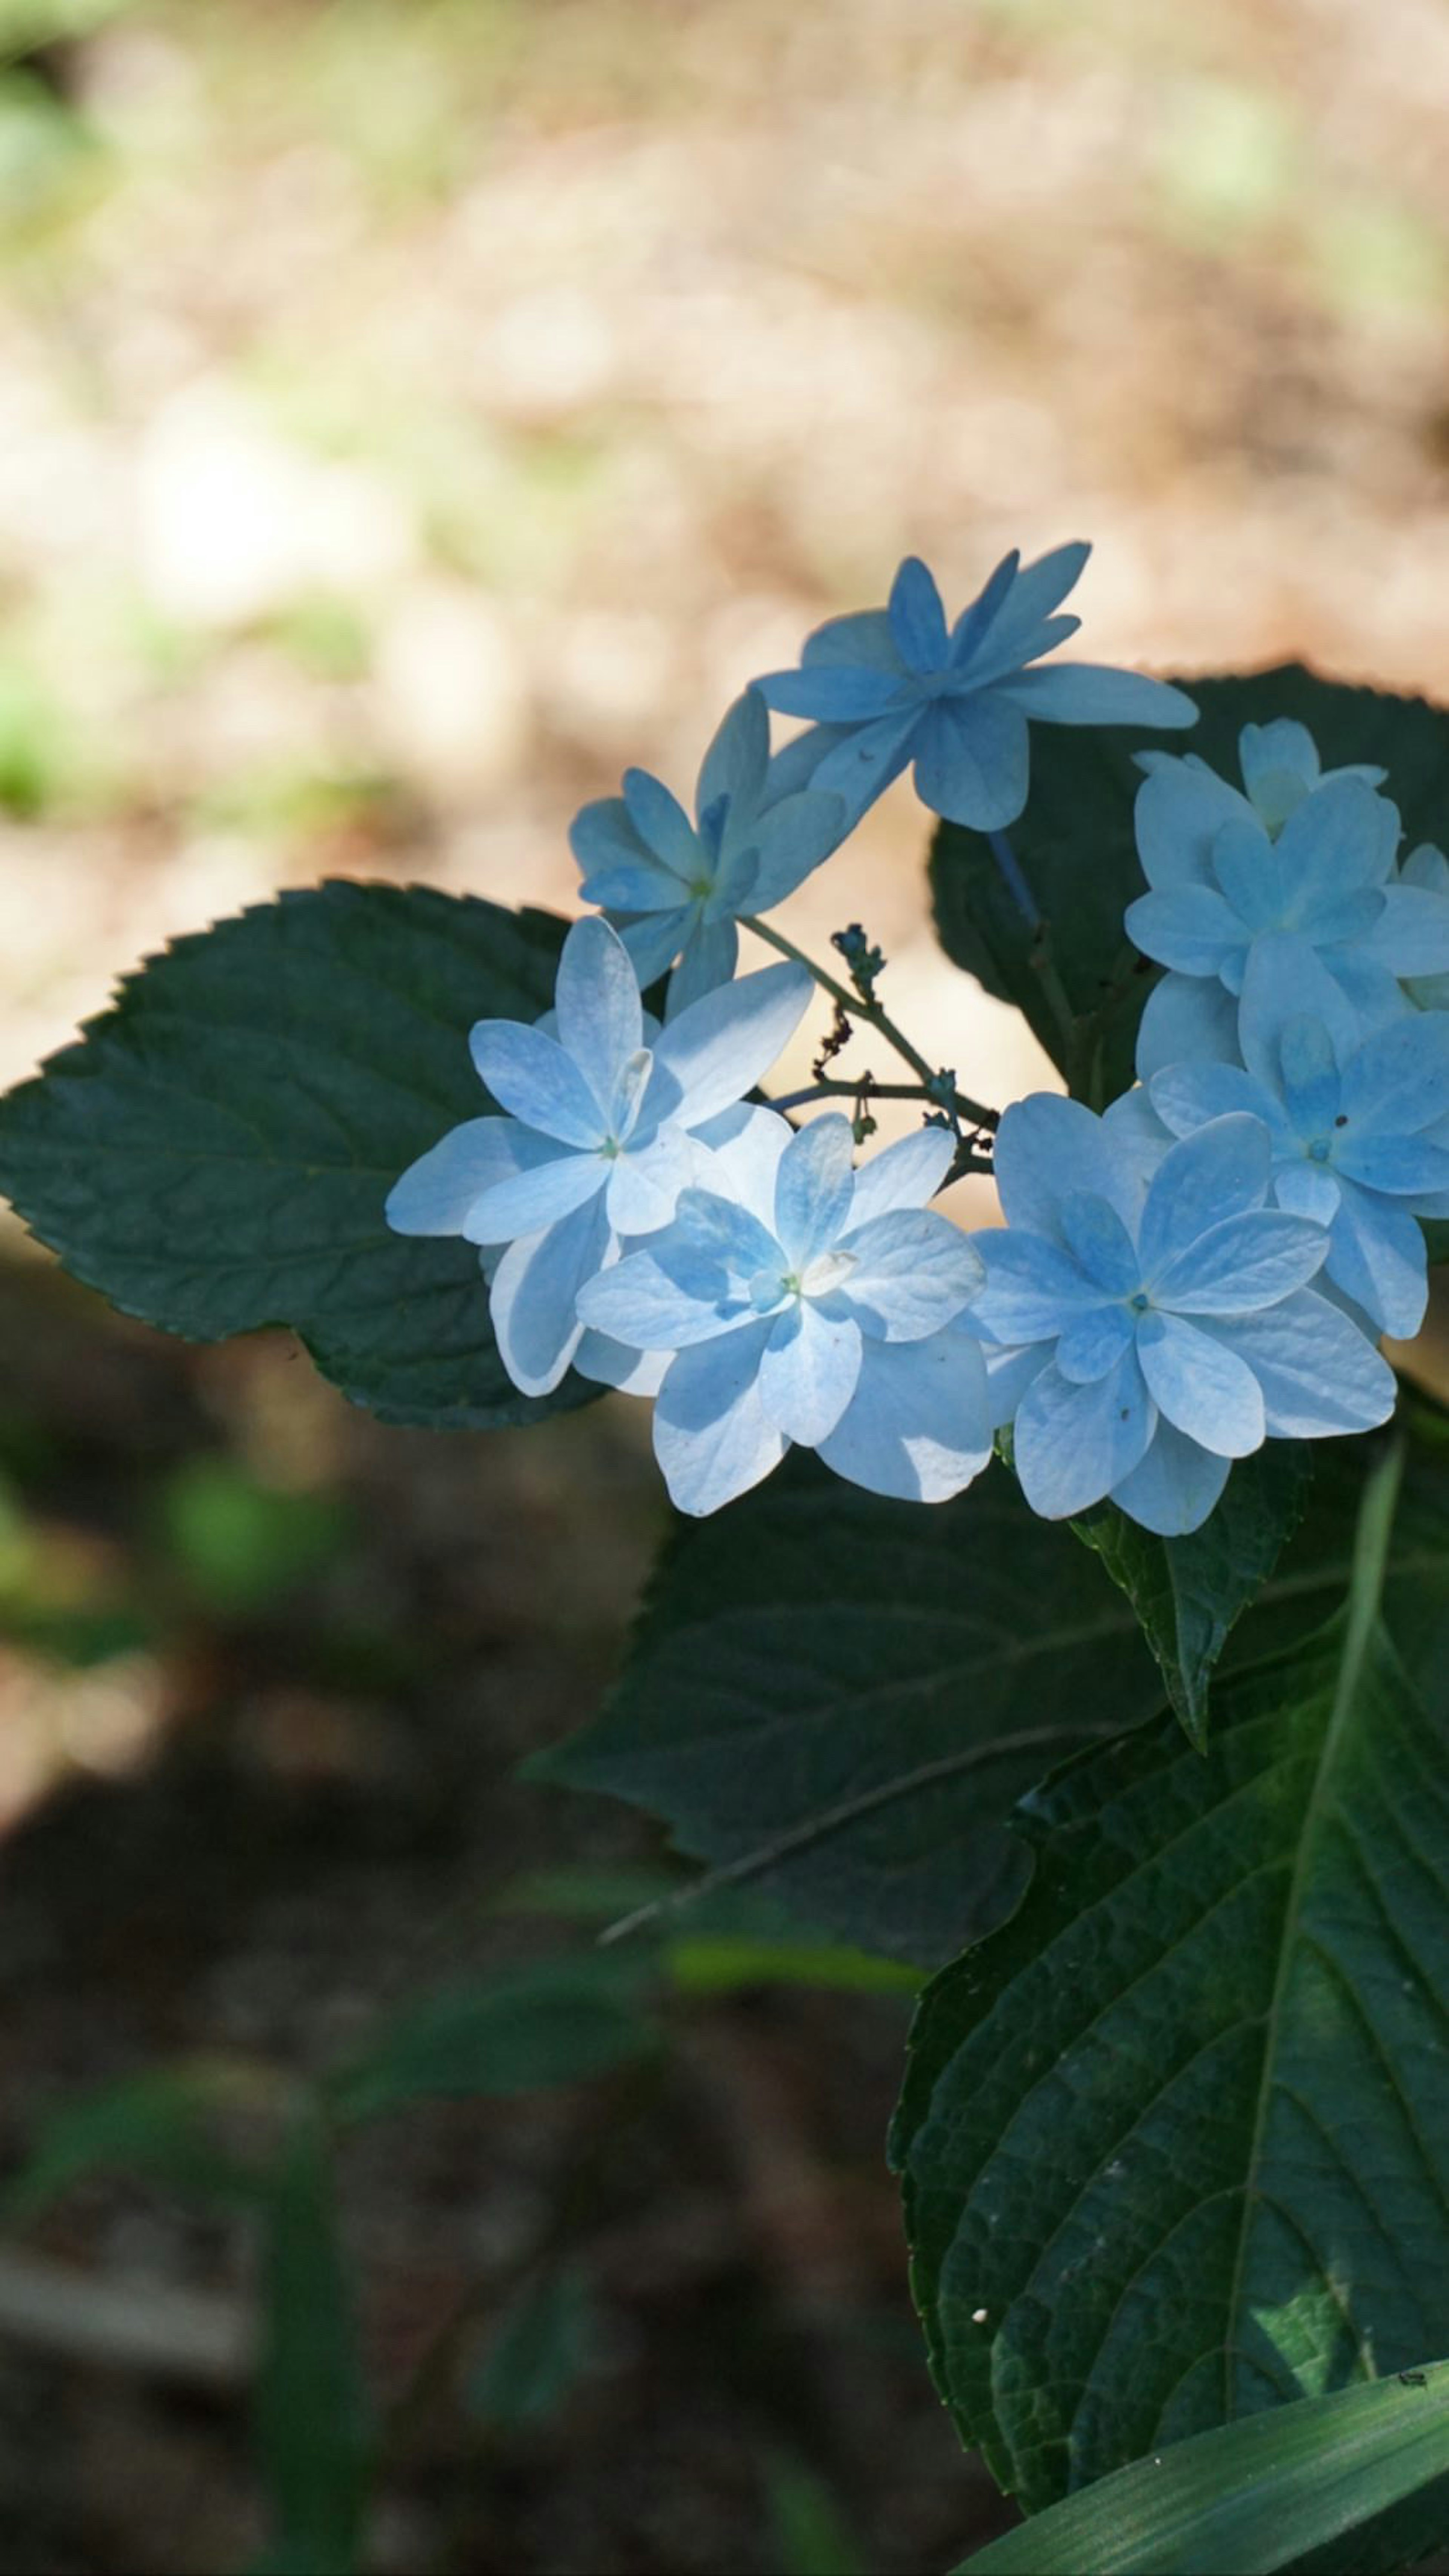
0, 0, 1446, 2567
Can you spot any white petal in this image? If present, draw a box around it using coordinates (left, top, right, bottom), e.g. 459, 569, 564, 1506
648, 960, 812, 1128
1014, 1349, 1157, 1519
1135, 1312, 1265, 1456
469, 1021, 605, 1149
654, 1323, 786, 1514
576, 1248, 740, 1350
488, 1195, 614, 1397
553, 915, 644, 1105
817, 1328, 993, 1503
605, 1126, 697, 1235
465, 1150, 605, 1241
838, 1209, 984, 1341
757, 1302, 862, 1445
689, 1103, 794, 1224
1109, 1422, 1230, 1536
573, 1331, 670, 1398
848, 1124, 956, 1226
386, 1117, 556, 1237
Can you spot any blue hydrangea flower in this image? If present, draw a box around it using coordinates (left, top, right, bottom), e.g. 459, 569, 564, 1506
752, 545, 1197, 834
969, 1095, 1395, 1535
576, 1112, 991, 1513
1129, 755, 1449, 1078
1135, 717, 1390, 847
385, 915, 811, 1398
569, 689, 844, 1018
1149, 935, 1449, 1341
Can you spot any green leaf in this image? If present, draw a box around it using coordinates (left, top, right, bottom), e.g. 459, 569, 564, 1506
957, 2366, 1449, 2575
763, 2451, 867, 2576
1074, 1445, 1313, 1749
254, 2112, 370, 2576
0, 882, 595, 1431
894, 1436, 1449, 2517
3, 2061, 283, 2225
931, 669, 1449, 1103
536, 1453, 1167, 1965
466, 2262, 598, 2432
325, 1956, 658, 2123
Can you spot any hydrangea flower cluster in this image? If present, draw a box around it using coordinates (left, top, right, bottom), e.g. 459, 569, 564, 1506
388, 554, 1445, 1536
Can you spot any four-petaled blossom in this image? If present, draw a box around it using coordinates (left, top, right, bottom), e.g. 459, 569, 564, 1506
1130, 752, 1449, 1078
968, 1096, 1395, 1536
1149, 936, 1449, 1340
570, 689, 844, 1018
754, 545, 1197, 834
385, 915, 811, 1398
577, 1112, 991, 1513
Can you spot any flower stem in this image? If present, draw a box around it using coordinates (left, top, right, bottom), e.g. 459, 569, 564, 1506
986, 827, 1042, 930
742, 915, 999, 1131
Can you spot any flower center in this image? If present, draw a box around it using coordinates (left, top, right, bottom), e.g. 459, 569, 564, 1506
1306, 1136, 1334, 1165
1128, 1289, 1151, 1315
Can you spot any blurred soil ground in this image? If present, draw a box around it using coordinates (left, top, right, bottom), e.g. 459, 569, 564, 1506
0, 0, 1446, 2566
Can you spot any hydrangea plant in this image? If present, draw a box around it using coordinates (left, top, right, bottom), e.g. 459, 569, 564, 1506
6, 548, 1449, 2572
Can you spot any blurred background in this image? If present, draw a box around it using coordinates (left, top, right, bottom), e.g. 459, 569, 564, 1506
0, 0, 1445, 2567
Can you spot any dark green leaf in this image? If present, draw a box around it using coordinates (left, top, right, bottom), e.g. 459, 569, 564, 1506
0, 881, 596, 1430
326, 1956, 658, 2123
466, 2262, 598, 2432
254, 2113, 369, 2576
763, 2451, 868, 2576
957, 2366, 1449, 2575
4, 2061, 281, 2225
536, 1453, 1167, 1965
931, 669, 1449, 1103
894, 1438, 1449, 2516
1074, 1445, 1313, 1749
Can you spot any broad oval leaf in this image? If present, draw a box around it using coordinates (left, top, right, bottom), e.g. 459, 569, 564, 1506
325, 1956, 658, 2122
931, 670, 1449, 1104
535, 1454, 1167, 1966
0, 881, 592, 1430
958, 2364, 1449, 2576
893, 1438, 1449, 2513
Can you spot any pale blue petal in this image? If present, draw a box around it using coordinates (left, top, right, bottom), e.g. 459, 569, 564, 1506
1274, 1163, 1341, 1224
1055, 1303, 1135, 1383
1272, 773, 1395, 900
1151, 1209, 1327, 1314
980, 1336, 1050, 1430
816, 1327, 993, 1503
757, 722, 852, 810
754, 664, 906, 721
888, 557, 949, 674
1319, 948, 1414, 1041
1339, 1014, 1449, 1133
696, 688, 769, 820
605, 1126, 697, 1234
1134, 973, 1241, 1081
1150, 1061, 1284, 1144
1014, 1348, 1156, 1519
1138, 1114, 1273, 1273
800, 607, 904, 672
1134, 763, 1255, 893
579, 857, 692, 912
847, 1124, 956, 1227
991, 664, 1196, 729
1238, 718, 1320, 806
962, 612, 1080, 693
572, 1330, 670, 1398
773, 1114, 857, 1266
1326, 1182, 1427, 1338
836, 1209, 984, 1342
665, 917, 738, 1020
553, 915, 643, 1109
741, 791, 847, 910
1236, 932, 1361, 1091
911, 694, 1029, 830
1100, 1085, 1176, 1207
488, 1193, 614, 1396
971, 1229, 1111, 1342
386, 1117, 555, 1237
576, 1246, 741, 1350
1211, 816, 1296, 930
689, 1102, 793, 1226
955, 541, 1086, 669
1057, 1191, 1139, 1293
465, 1150, 603, 1241
1123, 884, 1244, 978
647, 960, 812, 1128
1211, 1291, 1395, 1436
1277, 1018, 1342, 1133
568, 795, 654, 877
654, 1322, 786, 1515
810, 704, 923, 820
617, 906, 695, 990
469, 1020, 607, 1149
1136, 1311, 1264, 1456
758, 1301, 862, 1445
992, 1093, 1143, 1240
1337, 1135, 1449, 1194
621, 767, 702, 874
1109, 1422, 1230, 1536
